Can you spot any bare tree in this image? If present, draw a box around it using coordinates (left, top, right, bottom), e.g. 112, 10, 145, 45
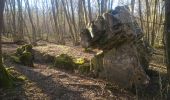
61, 0, 75, 44
25, 0, 36, 45
151, 0, 158, 46
51, 0, 60, 42
17, 0, 24, 41
0, 0, 12, 88
87, 0, 92, 22
78, 0, 85, 30
131, 0, 135, 14
165, 0, 170, 98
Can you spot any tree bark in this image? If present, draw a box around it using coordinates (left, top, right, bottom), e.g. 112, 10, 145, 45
138, 0, 144, 31
51, 0, 60, 41
87, 0, 92, 22
131, 0, 135, 15
0, 0, 5, 67
0, 0, 12, 88
61, 0, 75, 44
145, 0, 150, 42
165, 0, 170, 98
25, 0, 36, 45
17, 0, 24, 41
165, 0, 170, 80
82, 0, 88, 25
151, 0, 158, 46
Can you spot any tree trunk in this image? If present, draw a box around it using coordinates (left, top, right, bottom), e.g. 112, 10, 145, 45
82, 0, 88, 26
97, 0, 101, 15
138, 0, 144, 31
51, 0, 60, 42
131, 0, 135, 15
70, 0, 78, 43
101, 0, 104, 14
17, 0, 24, 41
0, 0, 12, 88
165, 0, 170, 98
87, 0, 92, 22
78, 0, 85, 30
10, 0, 17, 42
61, 0, 75, 44
26, 0, 36, 45
151, 0, 158, 46
145, 0, 150, 42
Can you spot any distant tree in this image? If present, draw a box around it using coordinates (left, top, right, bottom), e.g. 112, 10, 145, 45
17, 0, 24, 42
61, 0, 79, 45
87, 0, 92, 22
131, 0, 135, 14
25, 0, 36, 45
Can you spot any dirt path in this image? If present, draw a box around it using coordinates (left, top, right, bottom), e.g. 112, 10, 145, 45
3, 62, 134, 100
1, 43, 135, 100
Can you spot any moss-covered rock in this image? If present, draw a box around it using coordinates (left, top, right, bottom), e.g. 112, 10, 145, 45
20, 52, 34, 67
0, 66, 13, 88
16, 47, 24, 56
54, 54, 76, 71
74, 58, 87, 65
43, 54, 55, 63
23, 44, 33, 52
90, 52, 104, 77
78, 63, 91, 74
12, 44, 34, 67
136, 40, 153, 71
11, 56, 21, 63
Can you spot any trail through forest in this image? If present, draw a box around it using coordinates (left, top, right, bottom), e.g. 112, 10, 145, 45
1, 42, 135, 100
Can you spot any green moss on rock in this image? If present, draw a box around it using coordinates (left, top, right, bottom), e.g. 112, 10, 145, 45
12, 44, 34, 67
43, 54, 55, 63
0, 66, 13, 88
11, 56, 21, 63
16, 47, 24, 56
20, 52, 34, 67
23, 44, 33, 52
78, 63, 90, 74
90, 53, 104, 77
54, 54, 76, 71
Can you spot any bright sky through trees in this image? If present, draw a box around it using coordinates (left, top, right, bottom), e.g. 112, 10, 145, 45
26, 0, 128, 10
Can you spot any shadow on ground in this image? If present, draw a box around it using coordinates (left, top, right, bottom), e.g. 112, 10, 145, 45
12, 63, 86, 100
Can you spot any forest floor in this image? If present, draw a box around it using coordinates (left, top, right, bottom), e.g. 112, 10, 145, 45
0, 41, 136, 100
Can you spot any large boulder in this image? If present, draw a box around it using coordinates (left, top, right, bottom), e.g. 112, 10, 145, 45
102, 44, 149, 87
12, 44, 34, 67
80, 6, 144, 50
80, 6, 152, 88
91, 43, 150, 88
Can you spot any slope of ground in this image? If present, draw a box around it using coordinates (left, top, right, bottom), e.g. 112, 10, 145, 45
1, 43, 135, 100
34, 42, 96, 60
